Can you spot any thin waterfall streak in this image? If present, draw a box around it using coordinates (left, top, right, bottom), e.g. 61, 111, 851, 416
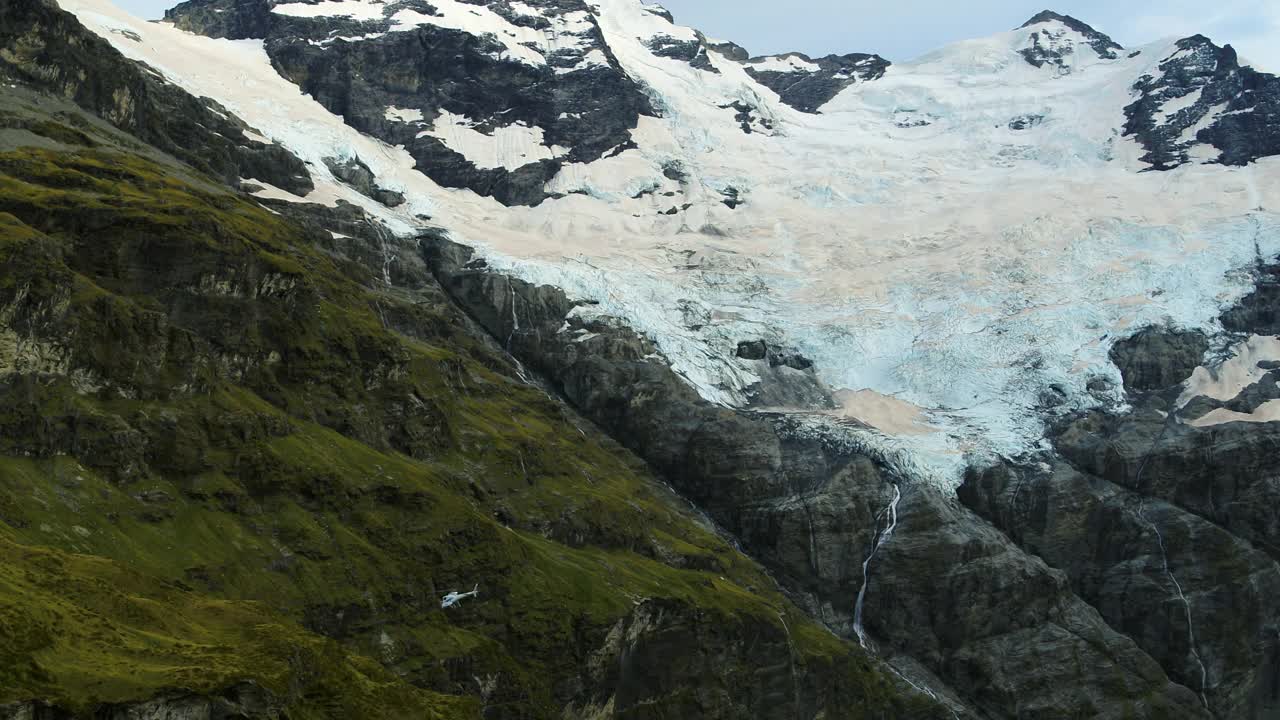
506, 280, 519, 350
853, 483, 901, 649
1139, 497, 1210, 709
1131, 414, 1210, 710
369, 220, 393, 287
776, 611, 801, 720
884, 664, 961, 720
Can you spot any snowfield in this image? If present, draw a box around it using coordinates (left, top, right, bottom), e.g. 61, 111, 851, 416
63, 0, 1280, 487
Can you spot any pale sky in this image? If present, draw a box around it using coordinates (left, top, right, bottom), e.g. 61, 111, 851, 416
115, 0, 1280, 72
657, 0, 1280, 70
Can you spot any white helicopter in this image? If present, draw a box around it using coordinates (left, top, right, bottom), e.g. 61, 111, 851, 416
440, 584, 480, 609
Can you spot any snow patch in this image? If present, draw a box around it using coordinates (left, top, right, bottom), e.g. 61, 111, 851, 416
272, 0, 385, 22
390, 0, 594, 67
385, 106, 424, 124
1160, 87, 1204, 118
419, 112, 568, 171
1178, 335, 1280, 410
749, 54, 820, 74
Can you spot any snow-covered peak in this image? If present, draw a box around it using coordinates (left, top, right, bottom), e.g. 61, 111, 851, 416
1015, 10, 1124, 71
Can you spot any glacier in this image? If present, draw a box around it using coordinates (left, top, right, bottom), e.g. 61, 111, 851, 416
62, 0, 1280, 489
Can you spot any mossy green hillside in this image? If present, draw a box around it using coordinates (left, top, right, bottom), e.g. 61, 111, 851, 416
0, 142, 928, 717
0, 528, 474, 718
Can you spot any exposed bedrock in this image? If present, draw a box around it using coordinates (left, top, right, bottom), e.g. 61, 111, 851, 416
1123, 35, 1280, 170
1108, 326, 1209, 394
964, 272, 1280, 719
0, 683, 284, 720
421, 234, 1208, 719
1018, 11, 1123, 70
961, 459, 1280, 719
323, 156, 405, 207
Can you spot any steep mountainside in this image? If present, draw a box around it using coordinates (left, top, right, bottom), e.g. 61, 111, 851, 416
3, 0, 1280, 718
0, 0, 951, 718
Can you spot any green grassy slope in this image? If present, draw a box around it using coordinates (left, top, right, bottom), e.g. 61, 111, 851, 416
0, 120, 930, 718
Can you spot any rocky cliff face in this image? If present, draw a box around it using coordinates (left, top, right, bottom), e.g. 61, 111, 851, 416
962, 269, 1280, 718
421, 236, 1214, 719
1124, 34, 1280, 169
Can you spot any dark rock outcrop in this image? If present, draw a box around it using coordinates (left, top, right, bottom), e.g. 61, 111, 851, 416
323, 156, 404, 207
719, 101, 776, 135
962, 458, 1280, 719
1221, 258, 1280, 334
1124, 35, 1280, 170
1109, 326, 1209, 394
876, 482, 1207, 719
647, 32, 719, 73
733, 340, 831, 409
744, 53, 890, 114
706, 38, 750, 63
1008, 114, 1044, 130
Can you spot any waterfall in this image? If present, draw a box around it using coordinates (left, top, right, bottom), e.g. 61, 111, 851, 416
853, 483, 901, 649
1138, 496, 1210, 710
506, 280, 520, 350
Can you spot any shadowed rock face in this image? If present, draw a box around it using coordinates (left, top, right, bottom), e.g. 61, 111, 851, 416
422, 235, 1211, 720
963, 271, 1280, 718
1124, 35, 1280, 170
1109, 326, 1209, 394
871, 484, 1208, 720
962, 458, 1280, 720
323, 156, 405, 207
647, 33, 719, 74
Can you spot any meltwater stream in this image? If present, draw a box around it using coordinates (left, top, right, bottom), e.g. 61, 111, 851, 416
1133, 414, 1210, 710
853, 483, 902, 649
